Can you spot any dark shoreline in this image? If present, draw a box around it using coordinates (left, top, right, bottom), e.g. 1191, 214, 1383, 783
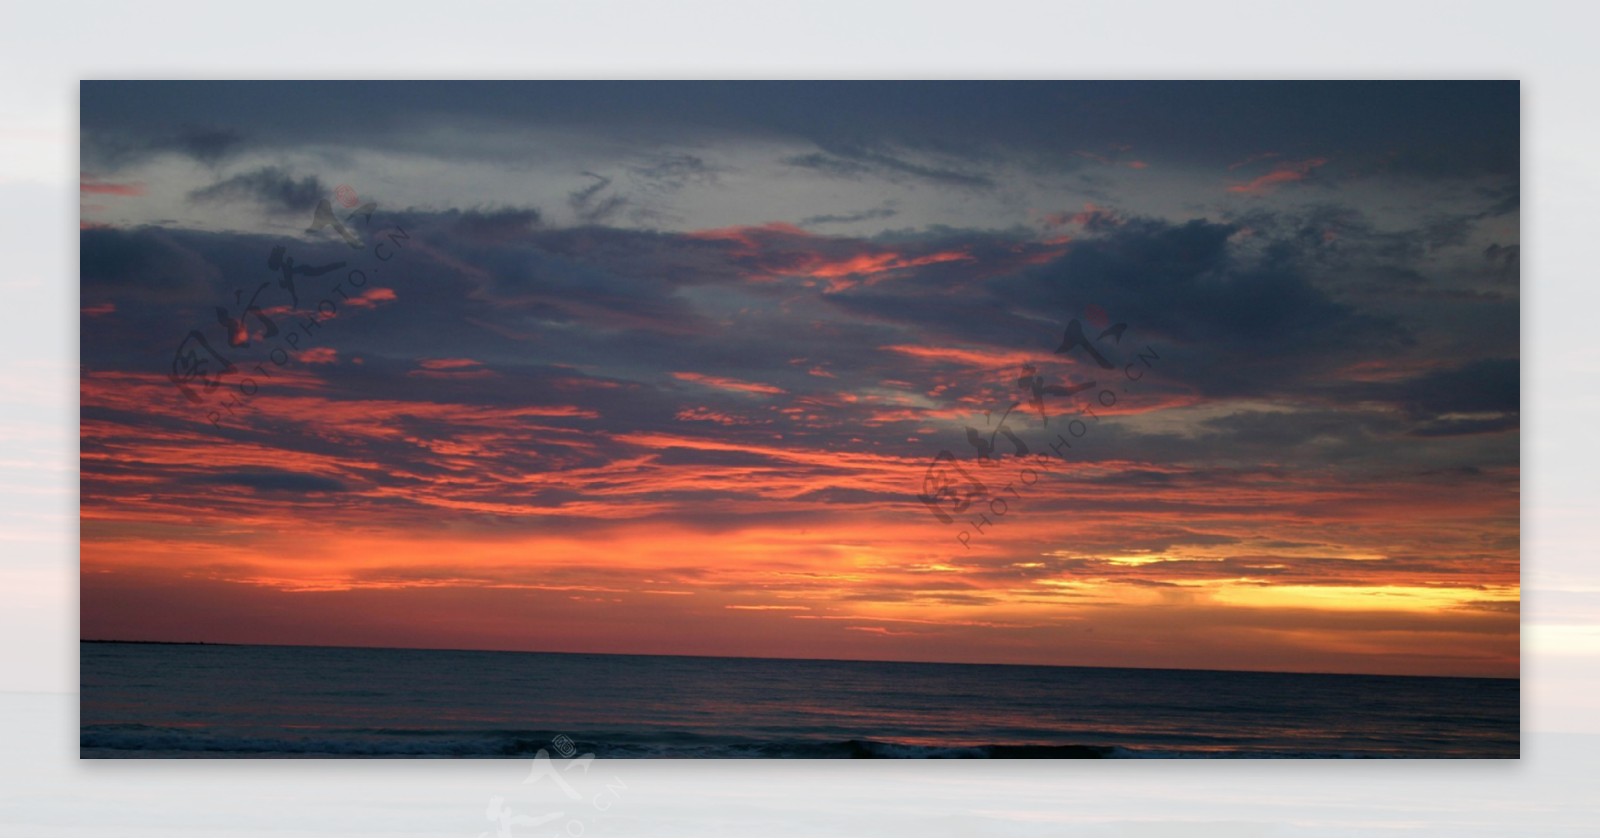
81, 639, 230, 646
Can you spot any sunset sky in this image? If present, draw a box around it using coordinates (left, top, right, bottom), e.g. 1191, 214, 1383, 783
78, 81, 1520, 677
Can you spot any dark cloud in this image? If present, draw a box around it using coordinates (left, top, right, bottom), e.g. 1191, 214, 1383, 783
188, 470, 349, 493
801, 206, 899, 226
163, 126, 246, 166
629, 153, 719, 190
80, 226, 218, 299
187, 167, 327, 214
784, 153, 871, 179
786, 141, 993, 189
1480, 183, 1520, 217
81, 125, 248, 170
1399, 358, 1520, 418
1408, 415, 1521, 437
1484, 243, 1519, 283
567, 172, 627, 224
81, 81, 1517, 181
449, 207, 543, 243
909, 216, 1411, 399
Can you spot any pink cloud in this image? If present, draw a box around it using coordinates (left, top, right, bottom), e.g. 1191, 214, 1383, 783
80, 175, 146, 196
1228, 157, 1328, 195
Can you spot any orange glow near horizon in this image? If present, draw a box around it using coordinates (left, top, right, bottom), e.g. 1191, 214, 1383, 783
80, 351, 1520, 676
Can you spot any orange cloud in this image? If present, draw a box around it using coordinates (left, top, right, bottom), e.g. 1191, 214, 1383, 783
408, 360, 496, 379
346, 287, 397, 308
685, 222, 973, 290
882, 343, 1053, 371
798, 250, 973, 290
418, 358, 483, 370
672, 371, 785, 395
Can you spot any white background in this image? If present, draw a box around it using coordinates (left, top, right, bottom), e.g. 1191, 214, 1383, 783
2, 0, 1597, 834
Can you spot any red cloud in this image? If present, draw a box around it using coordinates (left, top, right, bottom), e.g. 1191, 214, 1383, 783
685, 222, 813, 253
882, 343, 1051, 370
346, 287, 397, 308
1043, 203, 1124, 232
685, 222, 972, 291
409, 358, 496, 379
1228, 157, 1328, 195
672, 371, 785, 395
80, 175, 146, 196
419, 358, 484, 370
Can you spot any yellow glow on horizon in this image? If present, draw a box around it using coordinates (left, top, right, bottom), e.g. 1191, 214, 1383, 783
1206, 582, 1520, 613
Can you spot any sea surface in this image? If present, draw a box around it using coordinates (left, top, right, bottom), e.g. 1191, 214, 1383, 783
79, 641, 1518, 758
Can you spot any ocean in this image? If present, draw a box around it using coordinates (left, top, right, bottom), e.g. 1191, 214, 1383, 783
79, 642, 1518, 758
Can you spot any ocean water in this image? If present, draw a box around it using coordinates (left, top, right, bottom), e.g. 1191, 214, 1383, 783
79, 642, 1518, 758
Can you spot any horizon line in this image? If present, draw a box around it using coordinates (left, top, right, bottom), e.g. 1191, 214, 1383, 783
78, 637, 1518, 681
